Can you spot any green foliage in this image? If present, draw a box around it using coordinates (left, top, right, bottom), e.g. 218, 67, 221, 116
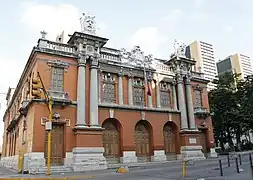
209, 72, 253, 151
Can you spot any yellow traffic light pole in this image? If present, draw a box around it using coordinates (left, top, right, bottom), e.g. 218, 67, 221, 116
36, 72, 53, 175
47, 96, 53, 175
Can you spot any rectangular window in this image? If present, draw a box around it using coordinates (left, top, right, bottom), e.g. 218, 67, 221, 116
133, 78, 145, 106
51, 67, 64, 91
195, 90, 202, 107
102, 73, 116, 103
160, 82, 170, 108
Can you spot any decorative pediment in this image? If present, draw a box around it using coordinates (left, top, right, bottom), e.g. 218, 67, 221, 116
47, 60, 69, 70
119, 46, 156, 69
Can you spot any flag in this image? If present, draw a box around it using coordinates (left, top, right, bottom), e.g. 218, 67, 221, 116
144, 67, 152, 96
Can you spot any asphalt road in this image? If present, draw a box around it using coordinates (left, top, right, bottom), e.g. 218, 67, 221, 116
1, 155, 253, 179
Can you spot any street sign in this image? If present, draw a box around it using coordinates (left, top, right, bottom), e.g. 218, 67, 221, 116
45, 121, 52, 131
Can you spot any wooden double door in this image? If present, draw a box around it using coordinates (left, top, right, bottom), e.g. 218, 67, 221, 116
163, 124, 176, 160
199, 131, 207, 154
44, 124, 65, 166
134, 122, 151, 162
102, 120, 120, 164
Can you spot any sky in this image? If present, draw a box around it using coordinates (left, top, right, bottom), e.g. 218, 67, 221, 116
0, 0, 253, 146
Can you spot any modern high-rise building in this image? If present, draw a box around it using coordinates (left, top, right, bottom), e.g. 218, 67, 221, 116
217, 53, 253, 80
186, 41, 218, 91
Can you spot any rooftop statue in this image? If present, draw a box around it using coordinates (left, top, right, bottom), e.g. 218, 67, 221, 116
80, 12, 96, 35
173, 39, 186, 57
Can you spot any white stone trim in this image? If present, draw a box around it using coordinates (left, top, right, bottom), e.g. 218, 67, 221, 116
72, 147, 107, 172
64, 152, 73, 166
180, 146, 206, 160
0, 152, 45, 174
121, 151, 137, 163
151, 150, 166, 162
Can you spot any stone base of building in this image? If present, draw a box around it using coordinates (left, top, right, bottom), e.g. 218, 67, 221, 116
208, 148, 218, 158
121, 151, 138, 163
72, 147, 107, 172
0, 155, 19, 171
180, 146, 206, 161
151, 150, 167, 162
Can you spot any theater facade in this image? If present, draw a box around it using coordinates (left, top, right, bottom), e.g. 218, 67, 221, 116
0, 14, 216, 173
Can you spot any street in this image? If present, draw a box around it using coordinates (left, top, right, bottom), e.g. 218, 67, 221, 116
0, 155, 253, 179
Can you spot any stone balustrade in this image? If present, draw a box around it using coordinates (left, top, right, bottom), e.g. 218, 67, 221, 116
37, 39, 75, 54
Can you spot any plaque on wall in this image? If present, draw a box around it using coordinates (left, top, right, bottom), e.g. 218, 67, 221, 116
189, 137, 197, 144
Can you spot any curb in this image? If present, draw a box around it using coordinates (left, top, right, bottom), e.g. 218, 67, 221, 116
0, 175, 96, 180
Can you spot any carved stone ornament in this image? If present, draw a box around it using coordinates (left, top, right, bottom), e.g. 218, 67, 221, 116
119, 46, 155, 69
90, 56, 99, 68
141, 111, 145, 120
177, 74, 184, 84
47, 60, 69, 71
173, 39, 186, 57
118, 67, 124, 76
77, 53, 87, 65
40, 30, 47, 39
80, 12, 96, 35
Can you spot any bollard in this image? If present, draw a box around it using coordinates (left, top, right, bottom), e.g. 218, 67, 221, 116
182, 160, 187, 177
236, 157, 240, 173
219, 159, 223, 176
227, 155, 230, 167
251, 165, 253, 180
239, 154, 242, 165
250, 153, 253, 167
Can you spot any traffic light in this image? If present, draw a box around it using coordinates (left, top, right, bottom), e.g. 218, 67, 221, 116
31, 78, 43, 99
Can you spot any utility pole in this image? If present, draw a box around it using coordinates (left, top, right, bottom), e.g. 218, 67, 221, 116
46, 96, 53, 175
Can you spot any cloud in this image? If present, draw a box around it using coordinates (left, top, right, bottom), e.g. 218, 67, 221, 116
161, 9, 184, 24
129, 27, 168, 56
20, 3, 107, 42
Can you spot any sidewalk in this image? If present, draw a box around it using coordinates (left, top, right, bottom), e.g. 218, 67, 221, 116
0, 155, 239, 180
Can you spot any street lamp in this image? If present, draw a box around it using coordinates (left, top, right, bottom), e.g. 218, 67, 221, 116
19, 100, 30, 117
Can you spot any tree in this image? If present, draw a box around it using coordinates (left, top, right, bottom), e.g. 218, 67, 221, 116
208, 72, 244, 151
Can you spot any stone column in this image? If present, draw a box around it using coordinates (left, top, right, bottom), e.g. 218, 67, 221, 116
177, 74, 188, 130
172, 81, 178, 110
185, 77, 196, 129
128, 74, 133, 106
90, 57, 99, 127
76, 53, 86, 127
98, 69, 101, 103
118, 70, 124, 105
156, 81, 161, 108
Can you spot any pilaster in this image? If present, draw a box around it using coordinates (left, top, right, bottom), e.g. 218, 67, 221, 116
128, 71, 133, 106
172, 80, 178, 111
156, 80, 161, 108
118, 68, 124, 105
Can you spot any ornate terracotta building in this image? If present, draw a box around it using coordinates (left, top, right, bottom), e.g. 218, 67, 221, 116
0, 14, 216, 173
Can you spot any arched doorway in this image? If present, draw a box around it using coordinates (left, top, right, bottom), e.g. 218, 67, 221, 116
134, 120, 152, 162
163, 122, 176, 160
102, 119, 121, 164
